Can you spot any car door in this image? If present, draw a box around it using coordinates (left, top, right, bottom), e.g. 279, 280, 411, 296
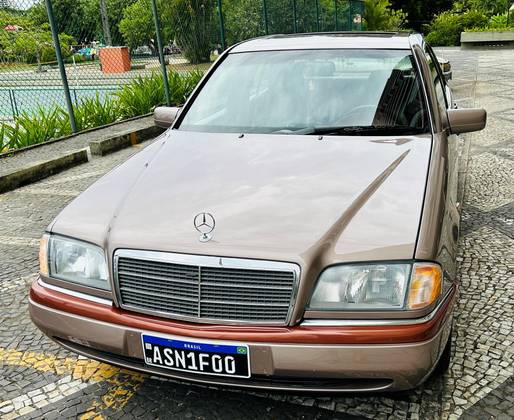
425, 44, 461, 272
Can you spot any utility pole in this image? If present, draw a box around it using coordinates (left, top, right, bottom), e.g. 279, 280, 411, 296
315, 0, 320, 32
292, 0, 298, 33
217, 0, 226, 51
151, 0, 171, 106
334, 0, 338, 31
263, 0, 269, 35
45, 0, 76, 132
99, 0, 112, 45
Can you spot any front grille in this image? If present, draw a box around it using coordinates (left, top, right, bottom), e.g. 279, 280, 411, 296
115, 251, 298, 324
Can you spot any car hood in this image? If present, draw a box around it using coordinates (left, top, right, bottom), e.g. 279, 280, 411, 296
51, 130, 431, 269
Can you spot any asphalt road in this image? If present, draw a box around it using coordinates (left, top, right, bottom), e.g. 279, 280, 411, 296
0, 47, 513, 419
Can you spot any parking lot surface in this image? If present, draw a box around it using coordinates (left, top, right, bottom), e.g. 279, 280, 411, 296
0, 47, 513, 419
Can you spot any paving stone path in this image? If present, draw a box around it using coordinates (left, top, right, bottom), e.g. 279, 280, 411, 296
0, 47, 512, 419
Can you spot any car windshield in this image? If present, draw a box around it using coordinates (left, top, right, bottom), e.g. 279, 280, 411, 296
178, 49, 429, 135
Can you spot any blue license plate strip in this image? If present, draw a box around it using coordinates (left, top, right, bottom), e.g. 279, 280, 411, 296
141, 333, 251, 378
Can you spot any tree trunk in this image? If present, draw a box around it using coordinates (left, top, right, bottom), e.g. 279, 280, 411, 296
99, 0, 112, 45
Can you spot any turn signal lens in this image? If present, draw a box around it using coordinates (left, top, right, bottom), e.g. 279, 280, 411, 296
39, 234, 49, 276
407, 264, 442, 309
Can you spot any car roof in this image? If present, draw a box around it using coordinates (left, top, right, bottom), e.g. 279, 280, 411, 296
230, 32, 422, 53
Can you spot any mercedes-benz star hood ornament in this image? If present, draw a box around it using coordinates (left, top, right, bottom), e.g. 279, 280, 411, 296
194, 212, 215, 242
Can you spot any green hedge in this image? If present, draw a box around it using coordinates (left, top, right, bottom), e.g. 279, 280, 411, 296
425, 10, 488, 46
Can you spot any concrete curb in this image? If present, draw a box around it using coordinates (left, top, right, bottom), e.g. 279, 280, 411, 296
0, 121, 165, 194
0, 149, 88, 194
461, 31, 514, 48
89, 125, 163, 156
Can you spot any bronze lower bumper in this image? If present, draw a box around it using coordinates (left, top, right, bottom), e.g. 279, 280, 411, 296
29, 296, 452, 392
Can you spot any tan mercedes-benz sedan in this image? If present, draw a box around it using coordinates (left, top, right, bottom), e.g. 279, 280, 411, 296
30, 32, 486, 392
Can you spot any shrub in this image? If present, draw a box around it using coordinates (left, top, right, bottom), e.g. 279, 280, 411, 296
482, 12, 514, 29
114, 70, 203, 118
363, 0, 408, 31
1, 107, 70, 150
113, 73, 166, 119
0, 124, 7, 153
72, 94, 122, 132
425, 9, 488, 46
168, 69, 203, 105
472, 0, 511, 16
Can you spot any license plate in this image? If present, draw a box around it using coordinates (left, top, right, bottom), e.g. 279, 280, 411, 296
141, 334, 250, 378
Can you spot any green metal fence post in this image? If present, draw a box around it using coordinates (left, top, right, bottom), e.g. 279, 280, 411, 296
150, 0, 171, 107
315, 0, 320, 32
44, 0, 77, 133
334, 0, 338, 31
263, 0, 269, 35
292, 0, 298, 33
348, 0, 352, 31
217, 0, 226, 51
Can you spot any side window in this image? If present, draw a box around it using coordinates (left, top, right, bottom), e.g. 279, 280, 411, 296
425, 45, 449, 110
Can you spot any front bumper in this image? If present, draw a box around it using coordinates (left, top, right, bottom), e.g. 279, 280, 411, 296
29, 279, 455, 392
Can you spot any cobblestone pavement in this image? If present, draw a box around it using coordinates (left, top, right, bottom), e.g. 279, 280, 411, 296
0, 47, 513, 419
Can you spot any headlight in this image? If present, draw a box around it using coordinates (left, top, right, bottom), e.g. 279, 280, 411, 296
308, 263, 442, 311
40, 234, 110, 290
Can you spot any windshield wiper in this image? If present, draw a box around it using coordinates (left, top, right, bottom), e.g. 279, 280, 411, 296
280, 125, 422, 136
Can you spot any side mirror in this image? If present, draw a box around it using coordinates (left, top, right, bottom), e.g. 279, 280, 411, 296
447, 108, 486, 135
440, 59, 452, 81
154, 106, 180, 129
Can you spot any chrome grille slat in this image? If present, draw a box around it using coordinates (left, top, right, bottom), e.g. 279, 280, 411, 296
115, 252, 299, 324
119, 287, 198, 302
121, 296, 199, 311
118, 276, 198, 292
118, 265, 197, 278
200, 282, 292, 290
118, 271, 198, 286
121, 292, 198, 309
199, 299, 290, 307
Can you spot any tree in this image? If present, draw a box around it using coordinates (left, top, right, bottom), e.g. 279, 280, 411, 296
0, 8, 75, 65
222, 0, 263, 45
99, 0, 112, 45
119, 0, 153, 48
118, 0, 173, 49
390, 0, 452, 31
27, 0, 137, 45
170, 0, 214, 64
363, 0, 407, 30
105, 0, 139, 45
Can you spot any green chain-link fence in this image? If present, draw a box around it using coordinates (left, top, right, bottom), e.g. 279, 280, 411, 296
0, 0, 363, 151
